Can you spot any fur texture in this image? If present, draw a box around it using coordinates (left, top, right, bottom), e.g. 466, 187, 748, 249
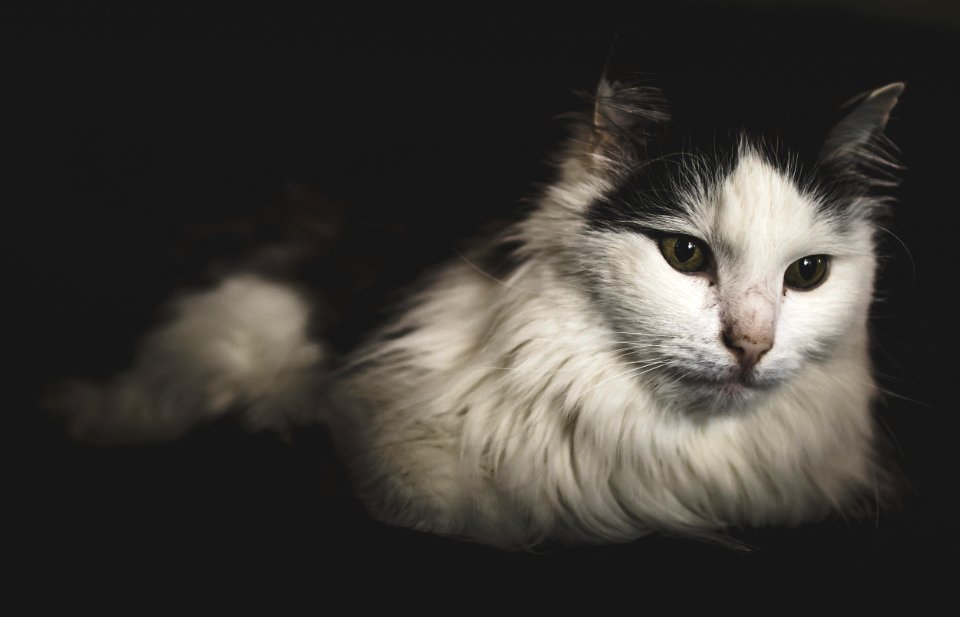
49, 76, 904, 550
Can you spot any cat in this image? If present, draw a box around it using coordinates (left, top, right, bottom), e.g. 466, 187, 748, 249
48, 72, 905, 550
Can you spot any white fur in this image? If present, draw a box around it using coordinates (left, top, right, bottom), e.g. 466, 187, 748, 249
54, 274, 326, 443
54, 127, 886, 550
326, 148, 882, 548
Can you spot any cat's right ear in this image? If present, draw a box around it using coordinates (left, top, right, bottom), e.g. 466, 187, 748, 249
589, 78, 669, 162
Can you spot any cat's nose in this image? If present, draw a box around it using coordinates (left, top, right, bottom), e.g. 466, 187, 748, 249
721, 330, 773, 371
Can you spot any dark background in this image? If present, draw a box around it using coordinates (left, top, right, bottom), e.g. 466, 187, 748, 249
5, 2, 958, 598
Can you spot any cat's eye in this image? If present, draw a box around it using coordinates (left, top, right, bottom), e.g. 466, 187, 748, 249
784, 255, 829, 290
658, 235, 707, 273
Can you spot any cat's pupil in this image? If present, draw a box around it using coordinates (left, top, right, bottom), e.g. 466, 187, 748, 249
675, 239, 697, 263
798, 257, 818, 280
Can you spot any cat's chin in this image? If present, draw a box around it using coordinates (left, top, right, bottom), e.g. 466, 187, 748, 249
714, 376, 769, 402
661, 367, 778, 414
691, 384, 763, 414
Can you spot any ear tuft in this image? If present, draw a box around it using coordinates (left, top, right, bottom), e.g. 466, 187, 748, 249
820, 82, 905, 168
860, 82, 905, 128
591, 77, 669, 155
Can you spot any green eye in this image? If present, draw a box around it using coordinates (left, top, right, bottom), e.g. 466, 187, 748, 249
658, 235, 707, 273
784, 255, 829, 290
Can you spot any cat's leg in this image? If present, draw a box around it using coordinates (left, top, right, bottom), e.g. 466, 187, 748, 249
48, 273, 328, 444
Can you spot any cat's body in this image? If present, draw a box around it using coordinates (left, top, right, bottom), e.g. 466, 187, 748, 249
51, 75, 904, 549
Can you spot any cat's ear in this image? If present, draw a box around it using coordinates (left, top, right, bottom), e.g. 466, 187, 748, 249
819, 82, 905, 179
589, 77, 669, 161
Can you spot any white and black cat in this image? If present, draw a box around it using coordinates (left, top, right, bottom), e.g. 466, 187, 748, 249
49, 73, 904, 549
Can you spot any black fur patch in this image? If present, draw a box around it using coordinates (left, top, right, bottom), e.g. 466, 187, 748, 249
586, 149, 733, 235
585, 75, 900, 234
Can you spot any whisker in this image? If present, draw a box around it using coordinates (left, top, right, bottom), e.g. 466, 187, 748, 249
875, 225, 917, 290
581, 361, 670, 395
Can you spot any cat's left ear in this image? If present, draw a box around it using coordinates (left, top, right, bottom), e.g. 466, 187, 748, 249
819, 82, 905, 173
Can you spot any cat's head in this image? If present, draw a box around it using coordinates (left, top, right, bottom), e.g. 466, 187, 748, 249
526, 76, 903, 413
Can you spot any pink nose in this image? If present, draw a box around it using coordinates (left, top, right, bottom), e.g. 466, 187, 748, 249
722, 330, 773, 371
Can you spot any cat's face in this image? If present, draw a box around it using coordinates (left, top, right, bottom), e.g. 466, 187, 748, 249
579, 147, 878, 412
537, 80, 902, 413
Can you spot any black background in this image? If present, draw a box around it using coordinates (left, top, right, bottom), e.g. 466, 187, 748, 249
6, 2, 958, 600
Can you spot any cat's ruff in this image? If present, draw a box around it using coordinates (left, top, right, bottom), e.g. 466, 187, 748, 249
52, 77, 904, 549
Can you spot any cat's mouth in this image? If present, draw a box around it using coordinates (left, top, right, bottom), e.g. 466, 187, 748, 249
725, 367, 761, 386
674, 367, 785, 413
680, 365, 774, 394
648, 358, 782, 406
714, 371, 760, 395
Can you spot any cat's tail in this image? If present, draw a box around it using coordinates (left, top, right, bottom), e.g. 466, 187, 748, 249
44, 273, 329, 444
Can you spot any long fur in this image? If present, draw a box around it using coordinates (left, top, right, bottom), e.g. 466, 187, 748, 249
48, 77, 904, 550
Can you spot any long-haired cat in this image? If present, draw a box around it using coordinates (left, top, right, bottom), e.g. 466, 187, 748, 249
48, 72, 904, 550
